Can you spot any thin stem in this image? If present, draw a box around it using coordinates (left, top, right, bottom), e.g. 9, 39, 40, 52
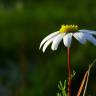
77, 71, 88, 96
82, 70, 89, 96
77, 59, 96, 96
67, 48, 71, 96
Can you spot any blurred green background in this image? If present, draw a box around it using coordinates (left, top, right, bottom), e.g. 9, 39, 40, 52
0, 0, 96, 96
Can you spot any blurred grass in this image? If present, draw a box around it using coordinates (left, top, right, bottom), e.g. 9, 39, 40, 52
0, 0, 96, 96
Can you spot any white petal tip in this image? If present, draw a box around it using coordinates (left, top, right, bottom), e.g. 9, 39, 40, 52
52, 48, 57, 51
42, 48, 46, 53
51, 45, 56, 51
43, 51, 45, 53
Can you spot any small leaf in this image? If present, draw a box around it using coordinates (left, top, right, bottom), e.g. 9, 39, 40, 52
57, 93, 62, 96
57, 80, 67, 96
71, 70, 76, 79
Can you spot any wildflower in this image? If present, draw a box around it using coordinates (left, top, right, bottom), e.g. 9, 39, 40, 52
39, 25, 96, 52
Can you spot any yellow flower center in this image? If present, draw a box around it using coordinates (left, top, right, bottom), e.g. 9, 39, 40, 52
59, 25, 79, 33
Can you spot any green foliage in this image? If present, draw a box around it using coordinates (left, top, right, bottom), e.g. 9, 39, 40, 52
56, 71, 76, 96
57, 80, 67, 96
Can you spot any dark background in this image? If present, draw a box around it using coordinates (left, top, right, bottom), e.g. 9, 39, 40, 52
0, 0, 96, 96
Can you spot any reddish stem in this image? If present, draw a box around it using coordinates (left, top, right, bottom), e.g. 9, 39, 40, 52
67, 48, 71, 96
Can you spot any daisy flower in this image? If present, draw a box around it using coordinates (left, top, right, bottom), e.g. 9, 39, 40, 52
39, 25, 96, 52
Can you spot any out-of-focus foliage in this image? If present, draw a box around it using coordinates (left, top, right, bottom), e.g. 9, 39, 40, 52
0, 0, 96, 96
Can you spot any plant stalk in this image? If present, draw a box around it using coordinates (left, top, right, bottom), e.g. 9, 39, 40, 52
67, 48, 71, 96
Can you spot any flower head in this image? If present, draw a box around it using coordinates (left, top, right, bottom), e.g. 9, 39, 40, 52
39, 25, 96, 52
59, 25, 78, 33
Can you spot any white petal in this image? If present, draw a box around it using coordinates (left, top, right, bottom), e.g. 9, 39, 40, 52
42, 37, 54, 52
73, 32, 87, 44
79, 29, 96, 35
63, 33, 72, 47
85, 33, 96, 45
39, 31, 59, 49
51, 33, 64, 51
